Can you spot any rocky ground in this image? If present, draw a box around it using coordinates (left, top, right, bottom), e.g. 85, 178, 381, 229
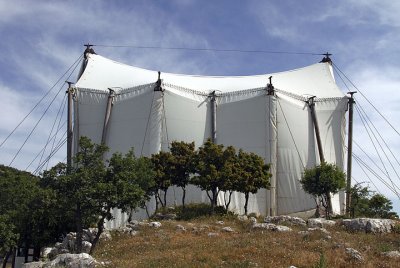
23, 216, 400, 268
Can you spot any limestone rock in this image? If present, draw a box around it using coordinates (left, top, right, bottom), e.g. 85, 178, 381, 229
221, 226, 234, 232
307, 218, 336, 228
44, 253, 98, 268
22, 262, 45, 268
216, 221, 224, 225
381, 251, 400, 258
274, 225, 292, 232
345, 247, 364, 262
308, 227, 330, 235
237, 215, 248, 221
176, 224, 187, 232
252, 223, 292, 232
149, 221, 162, 228
208, 232, 219, 237
264, 215, 306, 226
81, 241, 92, 254
249, 217, 257, 224
341, 218, 395, 233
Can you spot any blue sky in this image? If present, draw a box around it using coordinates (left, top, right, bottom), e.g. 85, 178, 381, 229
1, 0, 400, 213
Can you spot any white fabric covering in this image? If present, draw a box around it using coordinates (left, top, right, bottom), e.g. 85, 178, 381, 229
74, 53, 347, 227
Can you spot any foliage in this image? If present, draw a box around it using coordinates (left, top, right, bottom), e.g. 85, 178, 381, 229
43, 136, 155, 254
0, 164, 67, 262
150, 151, 173, 209
350, 183, 398, 219
169, 141, 197, 209
192, 139, 234, 213
349, 182, 371, 218
368, 194, 398, 219
300, 162, 346, 218
234, 150, 271, 215
0, 215, 18, 257
154, 203, 231, 221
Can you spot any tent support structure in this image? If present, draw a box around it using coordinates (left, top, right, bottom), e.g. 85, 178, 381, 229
101, 88, 115, 146
307, 96, 325, 163
346, 91, 356, 216
66, 81, 74, 172
267, 76, 277, 216
210, 91, 217, 143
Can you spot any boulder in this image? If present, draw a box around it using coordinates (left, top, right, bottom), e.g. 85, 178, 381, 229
237, 215, 248, 221
264, 215, 306, 226
216, 221, 224, 225
345, 248, 364, 262
81, 241, 92, 254
176, 224, 187, 232
307, 218, 336, 228
221, 227, 234, 232
341, 218, 395, 233
208, 232, 219, 237
149, 221, 162, 228
381, 251, 400, 258
45, 253, 98, 268
252, 223, 292, 232
308, 227, 330, 235
22, 262, 45, 268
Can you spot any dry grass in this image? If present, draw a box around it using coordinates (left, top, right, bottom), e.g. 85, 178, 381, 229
94, 217, 400, 268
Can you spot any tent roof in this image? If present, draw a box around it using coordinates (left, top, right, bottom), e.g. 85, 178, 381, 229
75, 54, 344, 98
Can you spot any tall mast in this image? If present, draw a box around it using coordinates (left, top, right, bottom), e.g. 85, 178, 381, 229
66, 81, 74, 172
210, 91, 217, 143
267, 76, 277, 216
308, 96, 325, 164
346, 91, 356, 216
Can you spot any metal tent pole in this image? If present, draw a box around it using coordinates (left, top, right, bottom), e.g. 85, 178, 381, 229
210, 91, 217, 143
66, 81, 74, 172
346, 91, 356, 216
307, 96, 325, 164
101, 88, 115, 145
267, 76, 277, 216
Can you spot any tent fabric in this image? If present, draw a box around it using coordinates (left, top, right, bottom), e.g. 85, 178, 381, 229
74, 53, 347, 227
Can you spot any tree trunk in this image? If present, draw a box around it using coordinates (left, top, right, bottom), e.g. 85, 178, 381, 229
2, 248, 12, 268
163, 189, 168, 209
224, 191, 233, 210
326, 192, 332, 219
76, 202, 83, 253
210, 188, 217, 214
244, 192, 249, 215
11, 248, 16, 268
33, 245, 41, 262
90, 216, 105, 255
181, 187, 186, 210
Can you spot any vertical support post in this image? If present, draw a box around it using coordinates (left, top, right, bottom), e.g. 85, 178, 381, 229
308, 96, 325, 164
346, 91, 356, 216
66, 81, 74, 173
210, 91, 217, 143
101, 88, 115, 145
267, 76, 277, 216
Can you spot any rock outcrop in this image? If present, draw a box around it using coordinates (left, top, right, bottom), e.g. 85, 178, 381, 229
341, 218, 395, 233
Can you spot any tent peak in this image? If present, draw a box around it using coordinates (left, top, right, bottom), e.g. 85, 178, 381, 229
84, 43, 96, 59
320, 52, 332, 64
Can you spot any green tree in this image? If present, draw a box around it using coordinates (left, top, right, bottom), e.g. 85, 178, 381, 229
219, 146, 239, 210
192, 139, 236, 213
0, 215, 18, 268
300, 162, 346, 218
43, 137, 155, 253
88, 150, 155, 253
151, 151, 173, 209
368, 194, 398, 219
169, 141, 196, 210
235, 150, 271, 215
0, 164, 68, 264
349, 183, 371, 218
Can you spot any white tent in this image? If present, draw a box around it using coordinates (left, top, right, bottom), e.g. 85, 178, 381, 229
74, 52, 347, 228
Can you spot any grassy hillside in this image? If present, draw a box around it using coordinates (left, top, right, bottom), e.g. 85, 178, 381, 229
93, 215, 400, 268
